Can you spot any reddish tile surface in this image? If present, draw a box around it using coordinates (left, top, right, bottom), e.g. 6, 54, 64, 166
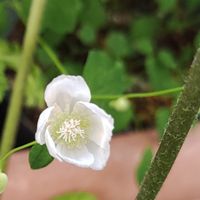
1, 124, 200, 200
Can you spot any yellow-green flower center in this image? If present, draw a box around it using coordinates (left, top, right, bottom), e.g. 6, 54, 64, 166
57, 119, 85, 143
50, 113, 89, 148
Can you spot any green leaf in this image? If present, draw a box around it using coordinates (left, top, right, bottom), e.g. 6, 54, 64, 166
53, 192, 97, 200
156, 0, 177, 15
42, 31, 66, 47
43, 0, 82, 34
36, 47, 53, 66
79, 0, 106, 30
136, 148, 153, 185
0, 2, 8, 36
106, 31, 131, 58
155, 107, 170, 139
64, 61, 83, 75
145, 55, 179, 90
17, 0, 31, 22
78, 24, 96, 45
158, 49, 177, 69
29, 143, 54, 169
20, 0, 83, 35
0, 40, 21, 70
83, 50, 130, 95
25, 66, 46, 108
130, 16, 159, 40
134, 38, 153, 55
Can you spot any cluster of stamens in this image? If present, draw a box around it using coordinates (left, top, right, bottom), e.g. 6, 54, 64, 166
57, 118, 85, 145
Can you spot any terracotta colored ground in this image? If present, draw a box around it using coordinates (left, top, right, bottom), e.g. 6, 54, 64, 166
2, 124, 200, 200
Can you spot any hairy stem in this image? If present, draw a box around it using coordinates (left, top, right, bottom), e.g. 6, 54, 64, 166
136, 49, 200, 200
0, 0, 47, 170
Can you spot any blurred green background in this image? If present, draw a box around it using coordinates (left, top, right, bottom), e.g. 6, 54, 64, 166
0, 0, 199, 137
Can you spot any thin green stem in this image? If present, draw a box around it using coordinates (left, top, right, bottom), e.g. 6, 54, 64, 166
136, 49, 200, 200
92, 86, 183, 100
38, 38, 67, 74
0, 141, 36, 167
0, 0, 47, 170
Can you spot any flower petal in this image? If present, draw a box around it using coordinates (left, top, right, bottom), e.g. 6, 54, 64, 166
56, 144, 94, 167
45, 129, 62, 162
44, 75, 91, 110
72, 102, 114, 148
35, 106, 54, 145
86, 141, 110, 170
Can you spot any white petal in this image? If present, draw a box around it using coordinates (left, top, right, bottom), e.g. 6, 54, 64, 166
86, 141, 110, 170
72, 102, 114, 148
56, 144, 94, 167
45, 129, 62, 162
44, 75, 91, 110
35, 107, 54, 145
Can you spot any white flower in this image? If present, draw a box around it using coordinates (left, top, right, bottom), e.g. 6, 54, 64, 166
35, 75, 114, 170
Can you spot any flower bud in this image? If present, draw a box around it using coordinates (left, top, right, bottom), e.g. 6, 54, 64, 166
110, 97, 130, 112
0, 172, 8, 194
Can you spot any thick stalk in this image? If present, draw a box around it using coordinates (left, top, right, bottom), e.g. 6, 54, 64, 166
0, 0, 47, 170
136, 49, 200, 199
